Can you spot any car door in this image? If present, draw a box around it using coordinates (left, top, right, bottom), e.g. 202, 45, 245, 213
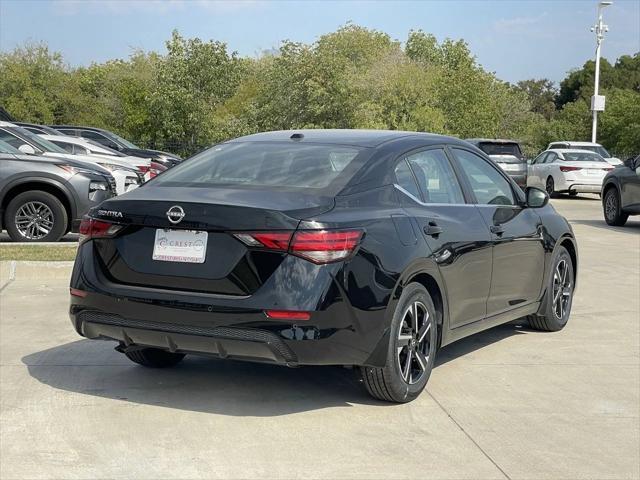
621, 156, 640, 213
395, 147, 493, 328
450, 147, 546, 318
528, 152, 547, 188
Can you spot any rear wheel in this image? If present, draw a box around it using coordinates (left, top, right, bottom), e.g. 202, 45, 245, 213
603, 187, 628, 226
360, 283, 437, 403
545, 176, 557, 198
4, 191, 68, 242
124, 347, 185, 368
526, 246, 574, 332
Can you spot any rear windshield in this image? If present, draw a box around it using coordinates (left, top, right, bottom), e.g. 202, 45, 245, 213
478, 142, 522, 159
152, 142, 365, 193
562, 152, 606, 162
570, 145, 611, 158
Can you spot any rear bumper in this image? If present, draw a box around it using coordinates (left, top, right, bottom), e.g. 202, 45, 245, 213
69, 241, 393, 367
507, 173, 527, 188
74, 310, 299, 365
567, 183, 602, 193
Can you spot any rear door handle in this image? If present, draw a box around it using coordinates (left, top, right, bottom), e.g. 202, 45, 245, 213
490, 225, 505, 236
424, 222, 443, 237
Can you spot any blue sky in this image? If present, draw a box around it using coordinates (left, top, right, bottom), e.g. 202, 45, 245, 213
1, 0, 638, 83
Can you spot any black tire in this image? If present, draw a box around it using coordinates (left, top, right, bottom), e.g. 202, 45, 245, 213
526, 246, 574, 332
545, 176, 557, 198
603, 187, 628, 226
360, 283, 438, 403
4, 190, 68, 242
124, 348, 185, 368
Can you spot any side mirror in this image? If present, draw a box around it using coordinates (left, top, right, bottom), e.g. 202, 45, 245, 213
525, 187, 549, 208
18, 144, 36, 155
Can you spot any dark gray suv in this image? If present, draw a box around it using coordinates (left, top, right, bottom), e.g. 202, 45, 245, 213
465, 139, 527, 189
0, 140, 116, 242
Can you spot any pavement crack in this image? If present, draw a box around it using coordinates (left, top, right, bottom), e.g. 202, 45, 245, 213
0, 260, 17, 293
428, 390, 511, 480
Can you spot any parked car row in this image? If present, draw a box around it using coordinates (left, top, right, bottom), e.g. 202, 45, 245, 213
467, 137, 637, 223
0, 121, 181, 241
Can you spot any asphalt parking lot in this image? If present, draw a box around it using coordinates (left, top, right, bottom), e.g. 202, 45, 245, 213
0, 194, 638, 480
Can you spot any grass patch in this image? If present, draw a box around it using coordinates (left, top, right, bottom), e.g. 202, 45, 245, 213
0, 244, 78, 261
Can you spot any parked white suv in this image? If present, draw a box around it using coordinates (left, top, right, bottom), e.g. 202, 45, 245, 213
547, 141, 622, 165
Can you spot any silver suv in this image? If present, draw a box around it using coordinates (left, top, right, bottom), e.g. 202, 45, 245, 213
0, 140, 115, 242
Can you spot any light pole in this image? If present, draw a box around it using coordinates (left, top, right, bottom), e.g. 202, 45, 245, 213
590, 1, 612, 143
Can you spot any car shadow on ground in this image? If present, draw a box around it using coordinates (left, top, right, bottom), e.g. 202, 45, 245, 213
22, 321, 530, 416
570, 218, 640, 234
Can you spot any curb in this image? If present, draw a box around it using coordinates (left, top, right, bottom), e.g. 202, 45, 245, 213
0, 261, 73, 291
0, 242, 78, 247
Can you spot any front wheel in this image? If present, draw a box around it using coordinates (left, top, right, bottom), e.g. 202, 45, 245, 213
603, 187, 628, 226
360, 283, 437, 403
4, 191, 68, 242
526, 246, 574, 332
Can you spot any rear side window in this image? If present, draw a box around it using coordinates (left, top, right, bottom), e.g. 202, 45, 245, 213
452, 149, 515, 205
152, 142, 365, 193
394, 160, 421, 199
406, 149, 465, 204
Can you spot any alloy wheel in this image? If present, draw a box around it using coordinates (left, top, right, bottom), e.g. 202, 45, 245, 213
605, 190, 618, 221
396, 301, 432, 385
546, 177, 554, 196
552, 259, 572, 320
14, 201, 55, 240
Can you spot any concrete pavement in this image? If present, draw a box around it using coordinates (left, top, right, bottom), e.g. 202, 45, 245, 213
0, 194, 638, 479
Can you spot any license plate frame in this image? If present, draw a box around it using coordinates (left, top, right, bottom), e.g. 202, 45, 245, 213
152, 229, 208, 264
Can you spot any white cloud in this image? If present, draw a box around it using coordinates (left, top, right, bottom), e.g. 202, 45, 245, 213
492, 12, 548, 34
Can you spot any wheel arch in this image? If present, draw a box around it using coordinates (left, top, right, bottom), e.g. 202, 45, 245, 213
558, 235, 578, 287
0, 178, 75, 231
392, 260, 447, 349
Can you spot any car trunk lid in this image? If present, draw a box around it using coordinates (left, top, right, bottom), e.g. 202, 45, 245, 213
89, 186, 334, 296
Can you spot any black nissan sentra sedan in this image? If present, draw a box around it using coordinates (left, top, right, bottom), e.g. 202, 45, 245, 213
69, 130, 578, 403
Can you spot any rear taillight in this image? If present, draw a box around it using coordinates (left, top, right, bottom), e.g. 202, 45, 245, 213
290, 230, 363, 264
233, 229, 363, 264
78, 217, 122, 243
138, 163, 166, 180
560, 166, 582, 172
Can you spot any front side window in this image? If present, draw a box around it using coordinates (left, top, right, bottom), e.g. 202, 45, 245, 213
406, 149, 465, 204
51, 140, 74, 153
81, 130, 118, 148
0, 129, 26, 150
452, 149, 515, 206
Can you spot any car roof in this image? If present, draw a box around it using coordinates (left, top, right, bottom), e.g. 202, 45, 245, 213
0, 121, 18, 127
549, 141, 603, 147
40, 133, 86, 144
49, 124, 108, 133
547, 149, 602, 154
228, 129, 463, 148
465, 138, 521, 144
